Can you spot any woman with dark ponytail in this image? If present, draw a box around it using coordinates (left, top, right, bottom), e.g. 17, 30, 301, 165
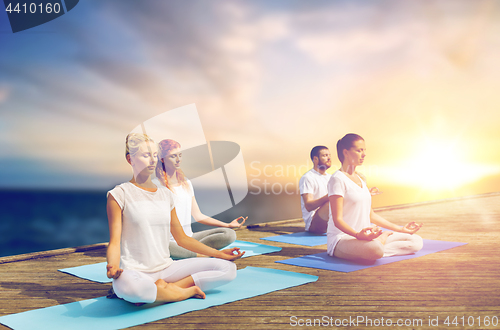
327, 133, 423, 262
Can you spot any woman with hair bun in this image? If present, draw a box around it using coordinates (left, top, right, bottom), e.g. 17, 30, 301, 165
327, 133, 423, 262
155, 139, 247, 259
105, 133, 243, 305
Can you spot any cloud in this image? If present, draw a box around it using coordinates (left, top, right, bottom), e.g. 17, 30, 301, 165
295, 27, 409, 64
2, 0, 500, 191
0, 86, 9, 103
289, 0, 500, 71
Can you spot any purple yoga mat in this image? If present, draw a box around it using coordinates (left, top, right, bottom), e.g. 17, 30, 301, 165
276, 239, 467, 272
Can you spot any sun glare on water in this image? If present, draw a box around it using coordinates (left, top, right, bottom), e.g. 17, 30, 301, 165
379, 138, 500, 191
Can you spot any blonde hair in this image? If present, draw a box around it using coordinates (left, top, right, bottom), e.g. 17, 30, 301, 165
125, 133, 155, 159
156, 139, 188, 191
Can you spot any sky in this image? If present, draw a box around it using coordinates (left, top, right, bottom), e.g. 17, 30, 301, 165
1, 0, 500, 207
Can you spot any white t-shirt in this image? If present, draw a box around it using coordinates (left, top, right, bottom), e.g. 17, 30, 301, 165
107, 182, 175, 272
299, 169, 331, 231
152, 177, 195, 240
327, 171, 372, 256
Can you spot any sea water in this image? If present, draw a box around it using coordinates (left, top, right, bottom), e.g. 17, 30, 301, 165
0, 189, 301, 258
0, 190, 109, 258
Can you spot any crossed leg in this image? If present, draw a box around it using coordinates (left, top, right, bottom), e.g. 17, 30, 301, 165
154, 278, 205, 302
169, 228, 236, 259
333, 232, 423, 263
307, 202, 329, 234
383, 232, 423, 257
333, 235, 385, 263
113, 258, 236, 304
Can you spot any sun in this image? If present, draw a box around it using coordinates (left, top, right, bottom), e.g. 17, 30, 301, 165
383, 137, 499, 191
406, 139, 466, 189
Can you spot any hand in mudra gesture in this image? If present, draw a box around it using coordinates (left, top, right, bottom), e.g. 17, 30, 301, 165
220, 247, 245, 261
401, 222, 423, 234
228, 216, 248, 228
355, 225, 384, 240
106, 264, 123, 279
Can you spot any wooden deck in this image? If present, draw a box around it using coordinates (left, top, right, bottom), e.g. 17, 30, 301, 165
1, 193, 500, 329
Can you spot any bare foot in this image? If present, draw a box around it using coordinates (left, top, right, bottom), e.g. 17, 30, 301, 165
154, 279, 206, 303
376, 231, 393, 245
190, 285, 206, 299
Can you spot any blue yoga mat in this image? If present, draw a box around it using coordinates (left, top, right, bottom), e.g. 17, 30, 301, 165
261, 232, 327, 246
59, 262, 110, 283
58, 240, 282, 283
276, 239, 467, 272
223, 239, 282, 257
0, 267, 317, 330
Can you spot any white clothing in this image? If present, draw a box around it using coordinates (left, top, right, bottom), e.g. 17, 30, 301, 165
327, 170, 371, 256
108, 180, 237, 304
113, 257, 237, 303
333, 236, 384, 261
107, 182, 175, 272
153, 178, 236, 259
333, 232, 423, 261
382, 232, 423, 257
171, 181, 195, 238
327, 171, 423, 260
299, 169, 331, 231
152, 177, 195, 239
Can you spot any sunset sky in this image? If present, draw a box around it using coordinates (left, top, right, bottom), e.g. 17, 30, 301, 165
1, 0, 500, 208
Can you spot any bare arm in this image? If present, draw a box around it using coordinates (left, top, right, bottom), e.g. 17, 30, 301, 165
302, 193, 329, 212
106, 194, 123, 279
329, 195, 357, 237
171, 207, 244, 260
329, 194, 383, 241
370, 209, 402, 231
370, 209, 423, 234
191, 196, 247, 228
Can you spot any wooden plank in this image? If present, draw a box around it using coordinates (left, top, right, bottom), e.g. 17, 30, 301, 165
0, 243, 108, 265
0, 193, 499, 330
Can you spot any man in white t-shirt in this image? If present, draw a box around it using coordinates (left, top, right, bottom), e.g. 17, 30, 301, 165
299, 146, 332, 233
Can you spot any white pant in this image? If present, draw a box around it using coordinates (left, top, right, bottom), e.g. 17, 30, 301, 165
169, 228, 236, 259
333, 233, 423, 262
113, 258, 237, 303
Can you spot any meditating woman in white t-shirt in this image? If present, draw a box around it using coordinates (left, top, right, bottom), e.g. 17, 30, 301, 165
106, 134, 243, 304
327, 133, 423, 263
155, 139, 247, 259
